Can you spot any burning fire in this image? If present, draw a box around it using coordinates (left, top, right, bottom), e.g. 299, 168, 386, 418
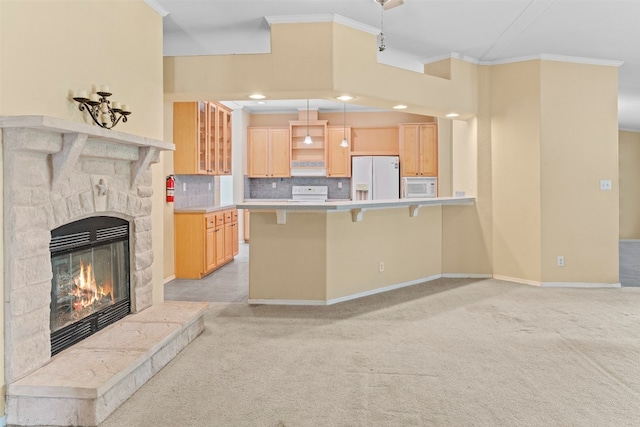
72, 261, 114, 312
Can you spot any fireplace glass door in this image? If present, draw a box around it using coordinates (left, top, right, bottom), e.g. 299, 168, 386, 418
50, 216, 130, 355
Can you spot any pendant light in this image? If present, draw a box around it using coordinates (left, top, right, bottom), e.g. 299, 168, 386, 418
340, 103, 349, 147
303, 99, 313, 145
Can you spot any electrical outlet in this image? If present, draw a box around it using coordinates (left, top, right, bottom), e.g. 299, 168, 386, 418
182, 183, 186, 191
600, 180, 612, 191
557, 256, 565, 267
338, 182, 342, 189
208, 182, 212, 191
379, 261, 384, 272
272, 182, 277, 189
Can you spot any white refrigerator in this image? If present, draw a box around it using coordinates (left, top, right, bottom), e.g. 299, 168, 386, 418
351, 156, 400, 200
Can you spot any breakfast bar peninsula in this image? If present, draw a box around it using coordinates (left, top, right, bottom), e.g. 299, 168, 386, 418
237, 197, 475, 305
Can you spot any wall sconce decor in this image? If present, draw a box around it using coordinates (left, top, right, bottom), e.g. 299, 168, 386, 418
73, 85, 131, 129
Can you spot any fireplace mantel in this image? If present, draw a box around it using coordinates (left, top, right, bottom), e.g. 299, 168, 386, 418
0, 115, 174, 150
0, 115, 174, 188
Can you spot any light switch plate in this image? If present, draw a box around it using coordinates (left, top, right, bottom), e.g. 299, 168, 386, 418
600, 180, 612, 191
272, 182, 277, 188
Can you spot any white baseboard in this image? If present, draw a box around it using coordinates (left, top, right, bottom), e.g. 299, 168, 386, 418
248, 299, 327, 306
493, 274, 621, 288
442, 273, 492, 279
248, 273, 622, 306
163, 275, 176, 285
541, 282, 621, 288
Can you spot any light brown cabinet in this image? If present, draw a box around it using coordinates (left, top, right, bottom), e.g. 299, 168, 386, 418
290, 112, 327, 172
399, 123, 438, 177
327, 126, 351, 177
247, 127, 290, 177
173, 101, 232, 175
174, 208, 238, 279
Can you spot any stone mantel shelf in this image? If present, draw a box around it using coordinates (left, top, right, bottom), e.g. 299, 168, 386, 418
237, 196, 476, 224
0, 115, 174, 188
0, 115, 174, 150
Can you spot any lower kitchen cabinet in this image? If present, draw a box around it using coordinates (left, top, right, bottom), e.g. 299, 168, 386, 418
175, 208, 239, 279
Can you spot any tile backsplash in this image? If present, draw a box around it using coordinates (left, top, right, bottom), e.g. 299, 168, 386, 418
174, 175, 215, 208
246, 177, 351, 200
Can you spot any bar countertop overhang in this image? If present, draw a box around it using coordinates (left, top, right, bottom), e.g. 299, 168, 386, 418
237, 196, 476, 224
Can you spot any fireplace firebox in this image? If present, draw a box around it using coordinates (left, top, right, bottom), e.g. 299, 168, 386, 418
49, 216, 130, 355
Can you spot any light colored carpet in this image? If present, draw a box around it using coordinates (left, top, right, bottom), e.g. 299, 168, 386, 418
100, 278, 640, 427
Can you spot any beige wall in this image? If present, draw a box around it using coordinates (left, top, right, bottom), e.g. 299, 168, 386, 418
326, 207, 442, 300
540, 61, 619, 283
619, 130, 640, 239
442, 65, 493, 276
249, 212, 327, 300
163, 103, 176, 282
491, 61, 543, 282
165, 21, 478, 119
248, 208, 443, 302
0, 0, 165, 413
452, 118, 478, 197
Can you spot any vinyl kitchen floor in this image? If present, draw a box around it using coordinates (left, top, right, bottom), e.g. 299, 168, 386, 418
164, 242, 249, 303
164, 241, 639, 305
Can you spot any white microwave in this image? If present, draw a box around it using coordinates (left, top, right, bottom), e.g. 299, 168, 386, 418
402, 177, 437, 198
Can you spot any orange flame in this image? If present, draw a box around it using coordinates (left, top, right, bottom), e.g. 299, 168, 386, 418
72, 261, 113, 311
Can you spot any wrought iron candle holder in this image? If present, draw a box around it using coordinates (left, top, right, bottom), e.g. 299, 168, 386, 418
73, 86, 131, 129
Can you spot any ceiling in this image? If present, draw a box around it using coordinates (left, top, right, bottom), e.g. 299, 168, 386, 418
152, 0, 640, 130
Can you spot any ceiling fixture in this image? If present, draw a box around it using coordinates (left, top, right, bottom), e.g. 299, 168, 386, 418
249, 93, 265, 100
393, 104, 407, 110
341, 103, 349, 148
304, 99, 313, 145
446, 113, 459, 118
373, 0, 404, 52
336, 95, 354, 101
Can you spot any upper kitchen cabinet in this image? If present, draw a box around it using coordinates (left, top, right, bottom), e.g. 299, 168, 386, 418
327, 126, 351, 177
247, 127, 291, 177
173, 101, 232, 175
216, 104, 232, 175
399, 123, 438, 177
290, 109, 327, 174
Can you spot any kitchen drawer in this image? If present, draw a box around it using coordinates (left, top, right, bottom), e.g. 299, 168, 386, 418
232, 209, 239, 221
205, 214, 216, 229
215, 213, 224, 226
224, 210, 233, 223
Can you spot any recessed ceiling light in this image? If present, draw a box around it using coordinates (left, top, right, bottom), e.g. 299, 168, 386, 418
336, 95, 354, 101
393, 104, 407, 110
249, 94, 266, 100
445, 113, 459, 118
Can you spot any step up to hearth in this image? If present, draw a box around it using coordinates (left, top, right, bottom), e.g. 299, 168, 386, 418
6, 301, 208, 427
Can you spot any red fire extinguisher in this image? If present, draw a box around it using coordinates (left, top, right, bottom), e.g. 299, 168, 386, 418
166, 175, 175, 203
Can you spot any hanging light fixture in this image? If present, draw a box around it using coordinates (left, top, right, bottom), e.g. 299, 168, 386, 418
303, 99, 313, 145
340, 103, 349, 148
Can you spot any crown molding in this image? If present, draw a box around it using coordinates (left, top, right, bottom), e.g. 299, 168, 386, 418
483, 54, 624, 67
265, 14, 379, 35
143, 0, 170, 17
421, 52, 623, 68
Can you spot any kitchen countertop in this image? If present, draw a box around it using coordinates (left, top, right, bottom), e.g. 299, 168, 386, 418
237, 196, 475, 224
173, 204, 236, 214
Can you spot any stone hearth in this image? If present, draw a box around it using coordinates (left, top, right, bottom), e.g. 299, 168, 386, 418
0, 116, 204, 426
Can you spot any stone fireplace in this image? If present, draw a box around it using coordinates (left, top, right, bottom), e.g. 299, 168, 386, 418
1, 116, 206, 426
